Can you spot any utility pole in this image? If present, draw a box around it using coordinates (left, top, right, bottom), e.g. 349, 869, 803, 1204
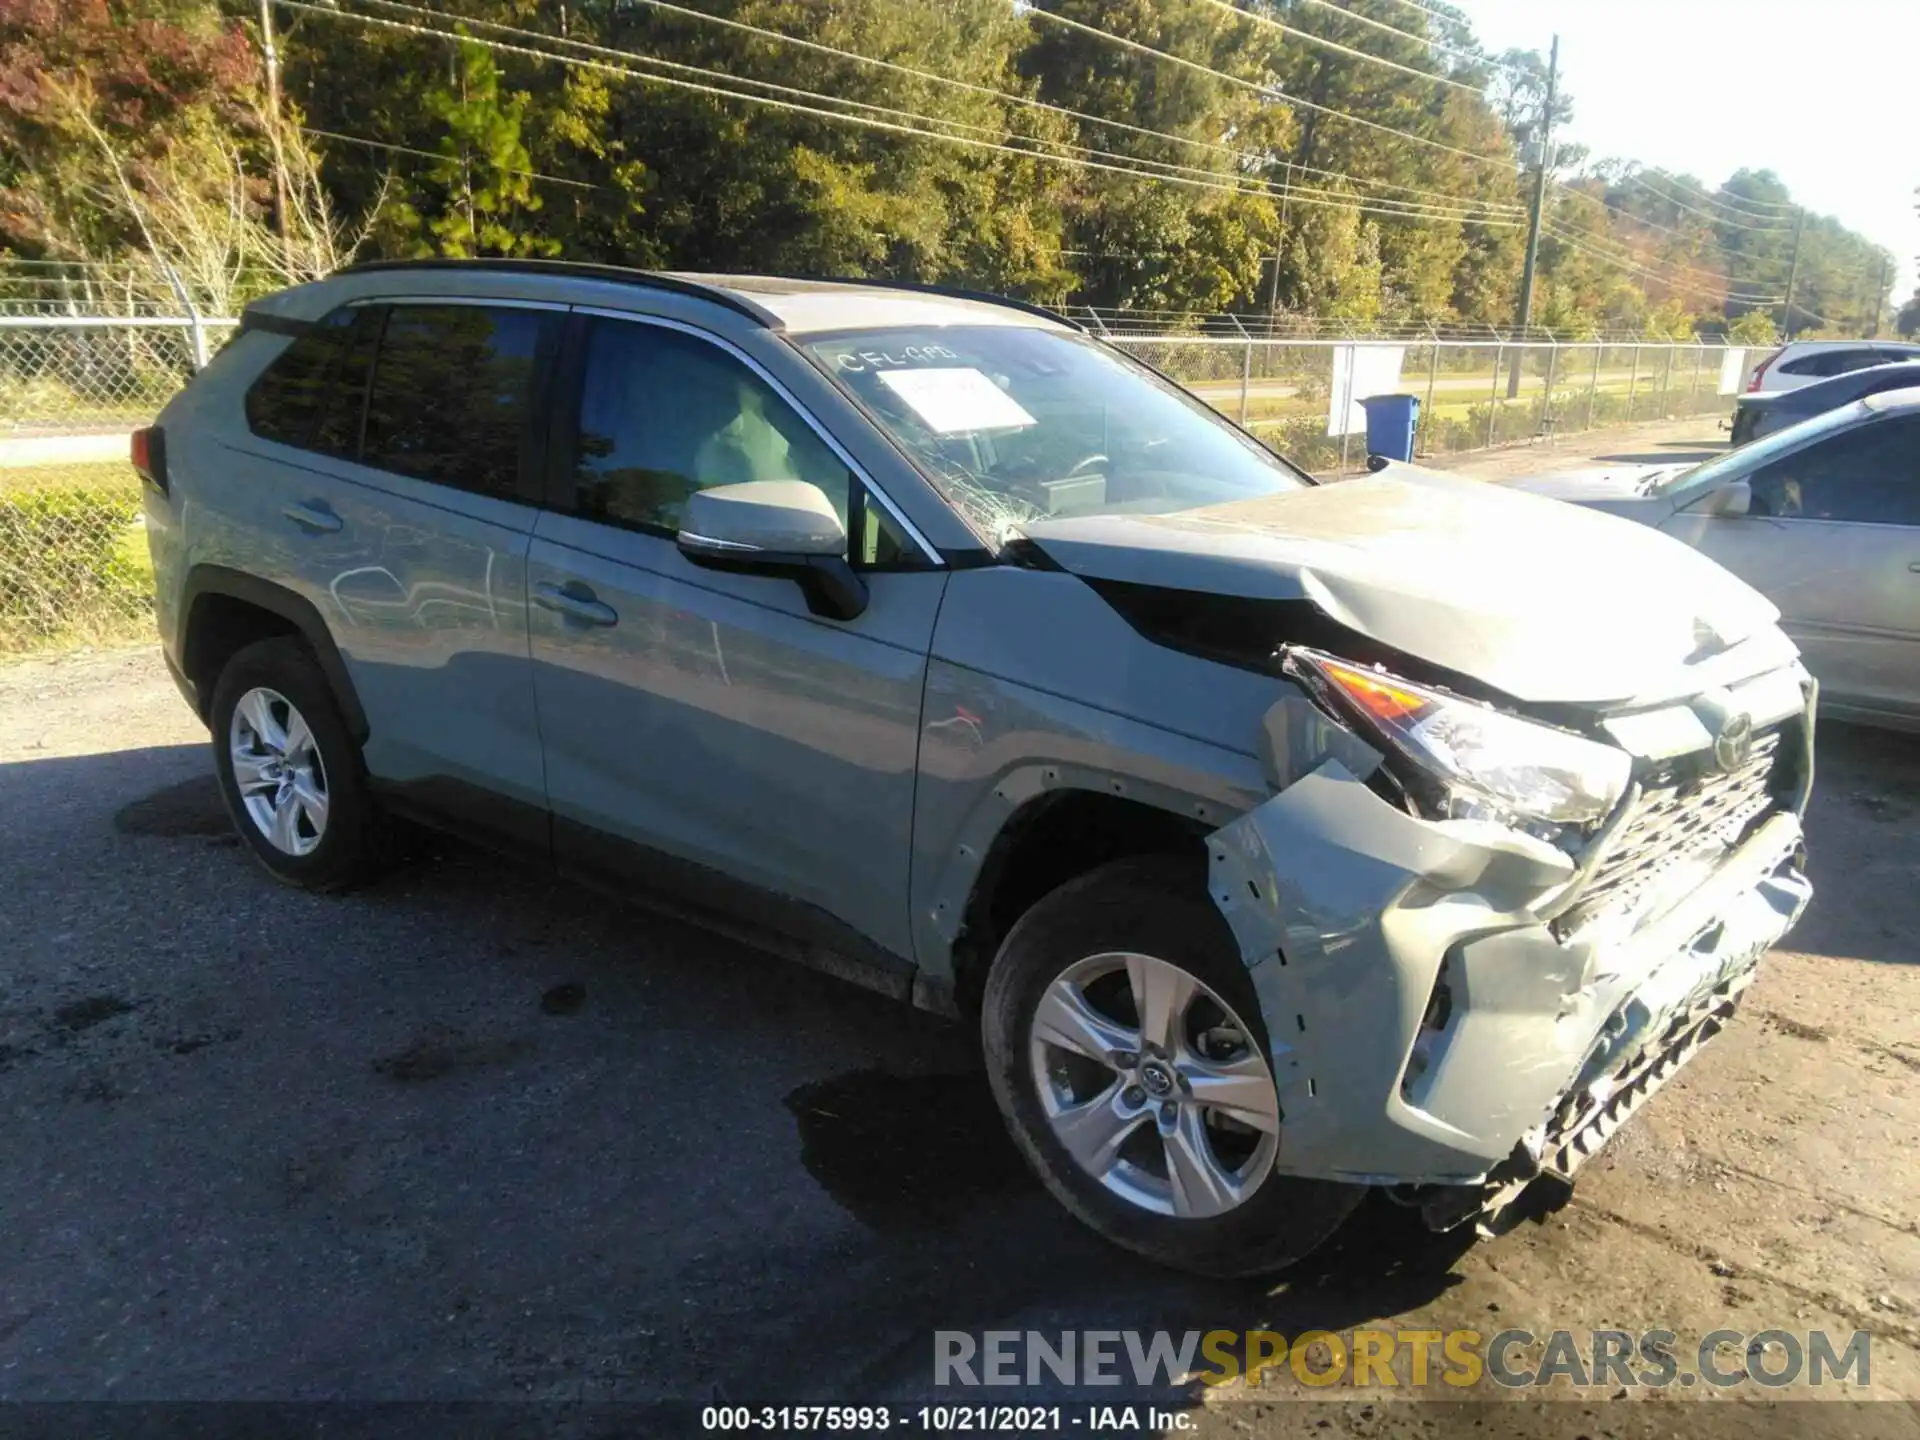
1868, 252, 1890, 337
1508, 34, 1558, 398
258, 0, 290, 251
1265, 161, 1294, 331
1780, 207, 1806, 339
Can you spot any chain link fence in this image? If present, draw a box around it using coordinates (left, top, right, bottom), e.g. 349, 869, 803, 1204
0, 317, 235, 653
0, 317, 225, 437
2, 311, 1756, 657
1108, 335, 1755, 472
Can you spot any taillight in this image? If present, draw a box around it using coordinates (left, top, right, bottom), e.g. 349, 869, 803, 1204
1746, 351, 1779, 393
131, 426, 167, 493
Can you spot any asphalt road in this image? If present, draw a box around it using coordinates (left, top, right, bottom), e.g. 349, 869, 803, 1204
2, 432, 1917, 1431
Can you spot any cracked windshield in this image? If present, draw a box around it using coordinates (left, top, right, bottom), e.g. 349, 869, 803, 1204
804, 327, 1308, 540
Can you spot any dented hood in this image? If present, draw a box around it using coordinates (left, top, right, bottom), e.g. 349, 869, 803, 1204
1020, 464, 1783, 706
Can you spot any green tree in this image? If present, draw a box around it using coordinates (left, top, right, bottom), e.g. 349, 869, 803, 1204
1023, 0, 1287, 312
1727, 309, 1779, 345
381, 34, 556, 258
0, 0, 253, 270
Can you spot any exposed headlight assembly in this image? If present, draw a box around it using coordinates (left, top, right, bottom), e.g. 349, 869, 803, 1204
1284, 648, 1632, 838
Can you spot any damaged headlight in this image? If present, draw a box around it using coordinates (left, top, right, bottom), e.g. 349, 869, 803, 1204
1286, 649, 1631, 837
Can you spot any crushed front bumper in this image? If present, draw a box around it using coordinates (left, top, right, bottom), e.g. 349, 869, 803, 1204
1206, 757, 1809, 1215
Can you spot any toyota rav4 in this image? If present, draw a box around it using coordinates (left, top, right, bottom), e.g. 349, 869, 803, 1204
137, 261, 1815, 1276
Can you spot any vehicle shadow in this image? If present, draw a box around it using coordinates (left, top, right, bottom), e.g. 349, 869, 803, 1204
1, 745, 1483, 1409
780, 1064, 1477, 1406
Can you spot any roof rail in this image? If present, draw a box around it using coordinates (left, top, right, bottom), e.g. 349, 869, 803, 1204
810, 276, 1084, 331
334, 258, 784, 328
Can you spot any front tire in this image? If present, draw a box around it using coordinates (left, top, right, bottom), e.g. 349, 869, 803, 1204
981, 856, 1366, 1277
209, 637, 389, 892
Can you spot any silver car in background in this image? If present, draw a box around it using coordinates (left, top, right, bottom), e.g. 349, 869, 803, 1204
1510, 388, 1920, 730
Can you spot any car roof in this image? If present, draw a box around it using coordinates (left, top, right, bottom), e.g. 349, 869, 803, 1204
332, 258, 1077, 335
1779, 359, 1920, 399
1776, 338, 1920, 354
1860, 385, 1920, 413
658, 273, 1077, 334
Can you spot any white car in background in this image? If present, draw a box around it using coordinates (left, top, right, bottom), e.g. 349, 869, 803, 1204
1744, 340, 1920, 396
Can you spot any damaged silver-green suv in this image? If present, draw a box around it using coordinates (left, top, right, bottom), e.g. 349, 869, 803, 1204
140, 261, 1814, 1276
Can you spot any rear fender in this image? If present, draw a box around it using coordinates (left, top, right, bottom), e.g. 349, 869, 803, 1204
180, 565, 369, 740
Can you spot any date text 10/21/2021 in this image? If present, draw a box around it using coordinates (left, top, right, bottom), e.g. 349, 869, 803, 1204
701, 1407, 1189, 1432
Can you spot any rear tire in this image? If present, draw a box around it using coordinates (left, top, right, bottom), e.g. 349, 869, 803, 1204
981, 856, 1366, 1277
209, 637, 390, 892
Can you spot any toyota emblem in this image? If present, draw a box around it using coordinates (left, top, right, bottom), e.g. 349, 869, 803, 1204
1713, 711, 1754, 773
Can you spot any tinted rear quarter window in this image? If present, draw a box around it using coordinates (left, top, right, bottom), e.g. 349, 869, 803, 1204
310, 307, 382, 459
362, 304, 550, 498
243, 306, 383, 456
245, 308, 355, 447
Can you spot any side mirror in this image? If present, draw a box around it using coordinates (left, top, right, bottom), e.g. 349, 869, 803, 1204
677, 480, 868, 621
1687, 478, 1752, 518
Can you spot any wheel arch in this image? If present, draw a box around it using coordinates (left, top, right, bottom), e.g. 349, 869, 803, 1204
941, 778, 1224, 1018
180, 566, 368, 741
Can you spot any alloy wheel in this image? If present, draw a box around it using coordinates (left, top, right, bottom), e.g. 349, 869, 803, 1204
228, 686, 330, 857
1028, 951, 1281, 1220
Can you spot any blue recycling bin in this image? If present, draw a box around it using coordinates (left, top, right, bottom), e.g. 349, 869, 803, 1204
1359, 393, 1421, 463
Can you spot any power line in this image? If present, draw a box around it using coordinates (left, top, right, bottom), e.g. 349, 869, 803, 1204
1544, 224, 1782, 303
1652, 170, 1798, 218
1627, 174, 1794, 233
1022, 6, 1518, 173
388, 0, 1525, 221
286, 0, 1825, 314
283, 1, 1526, 229
609, 41, 1510, 221
606, 0, 1213, 167
1190, 0, 1487, 95
1288, 0, 1513, 73
1561, 175, 1881, 303
1350, 0, 1481, 28
1551, 179, 1717, 245
1543, 219, 1782, 298
301, 126, 602, 188
330, 0, 1524, 225
1281, 154, 1521, 212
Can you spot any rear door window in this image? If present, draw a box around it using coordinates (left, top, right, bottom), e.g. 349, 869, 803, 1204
1780, 349, 1879, 378
361, 304, 552, 498
1832, 349, 1890, 376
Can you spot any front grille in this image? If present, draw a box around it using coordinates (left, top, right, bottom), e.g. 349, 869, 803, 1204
1553, 728, 1785, 941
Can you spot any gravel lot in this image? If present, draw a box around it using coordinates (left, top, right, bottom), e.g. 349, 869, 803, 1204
2, 428, 1917, 1433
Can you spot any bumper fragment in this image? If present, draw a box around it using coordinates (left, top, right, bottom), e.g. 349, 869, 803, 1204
1207, 757, 1809, 1197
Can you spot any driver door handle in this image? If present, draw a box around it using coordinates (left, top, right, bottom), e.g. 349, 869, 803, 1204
282, 501, 343, 534
533, 580, 619, 627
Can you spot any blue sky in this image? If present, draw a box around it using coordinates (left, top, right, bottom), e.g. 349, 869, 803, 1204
1463, 0, 1918, 297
